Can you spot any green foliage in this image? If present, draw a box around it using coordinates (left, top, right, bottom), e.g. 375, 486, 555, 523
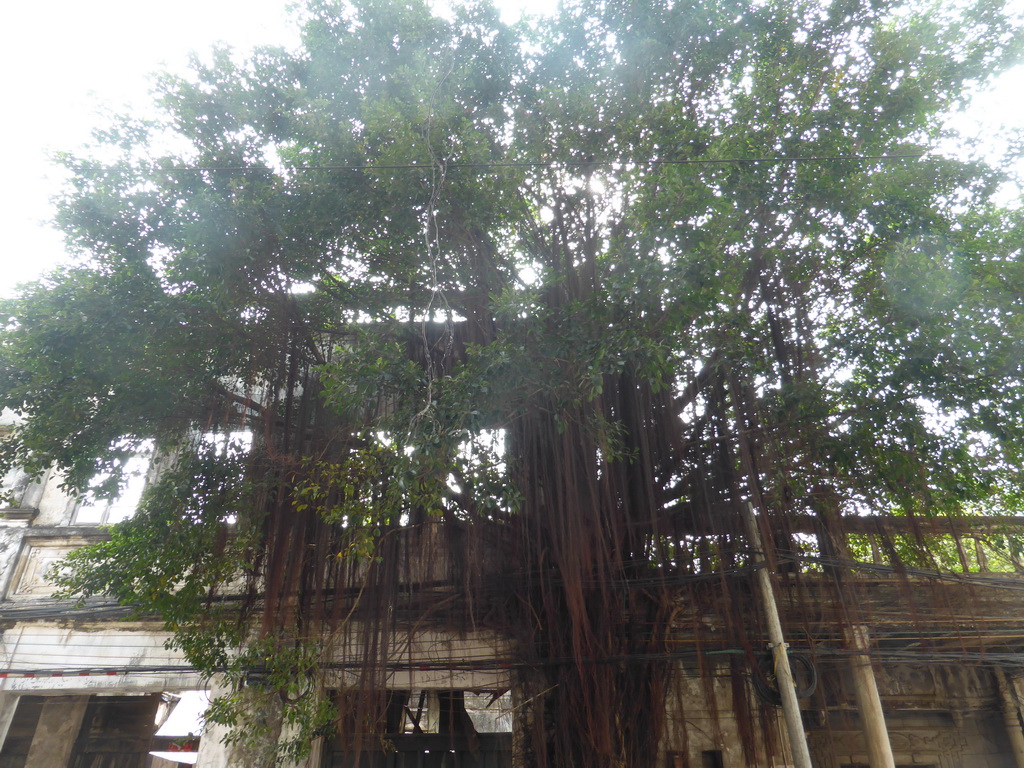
1, 0, 1023, 764
203, 638, 338, 765
49, 437, 255, 664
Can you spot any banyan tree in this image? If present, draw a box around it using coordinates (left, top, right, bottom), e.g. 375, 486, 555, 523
2, 0, 1023, 765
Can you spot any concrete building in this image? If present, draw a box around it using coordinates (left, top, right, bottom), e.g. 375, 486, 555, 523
3, 459, 1024, 768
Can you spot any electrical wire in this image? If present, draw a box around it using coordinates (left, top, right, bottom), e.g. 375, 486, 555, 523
5, 642, 1024, 679
67, 153, 925, 175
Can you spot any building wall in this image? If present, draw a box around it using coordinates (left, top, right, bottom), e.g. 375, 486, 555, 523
3, 465, 1024, 768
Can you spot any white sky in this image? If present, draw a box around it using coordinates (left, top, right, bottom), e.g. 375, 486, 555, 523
1, 0, 304, 296
0, 0, 1020, 298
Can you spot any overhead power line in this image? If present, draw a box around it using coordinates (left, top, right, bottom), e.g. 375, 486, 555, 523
6, 643, 1024, 679
70, 153, 926, 175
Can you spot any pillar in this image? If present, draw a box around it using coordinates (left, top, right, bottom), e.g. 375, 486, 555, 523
996, 669, 1024, 768
195, 679, 236, 768
278, 718, 323, 768
24, 695, 89, 768
0, 693, 19, 753
195, 678, 284, 768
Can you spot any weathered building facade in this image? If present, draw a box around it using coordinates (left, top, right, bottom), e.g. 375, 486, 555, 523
3, 459, 1024, 768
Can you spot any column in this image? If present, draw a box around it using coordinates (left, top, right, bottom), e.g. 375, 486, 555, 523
996, 669, 1024, 768
195, 679, 235, 768
24, 695, 89, 768
0, 693, 19, 753
195, 678, 284, 768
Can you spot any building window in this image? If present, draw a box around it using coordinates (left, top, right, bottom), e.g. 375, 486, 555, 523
73, 452, 150, 525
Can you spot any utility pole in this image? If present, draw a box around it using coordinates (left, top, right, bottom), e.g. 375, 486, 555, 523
743, 503, 814, 768
845, 625, 895, 768
816, 505, 895, 768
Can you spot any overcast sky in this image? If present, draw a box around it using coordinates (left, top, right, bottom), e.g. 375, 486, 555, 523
1, 0, 303, 295
1, 0, 1020, 298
